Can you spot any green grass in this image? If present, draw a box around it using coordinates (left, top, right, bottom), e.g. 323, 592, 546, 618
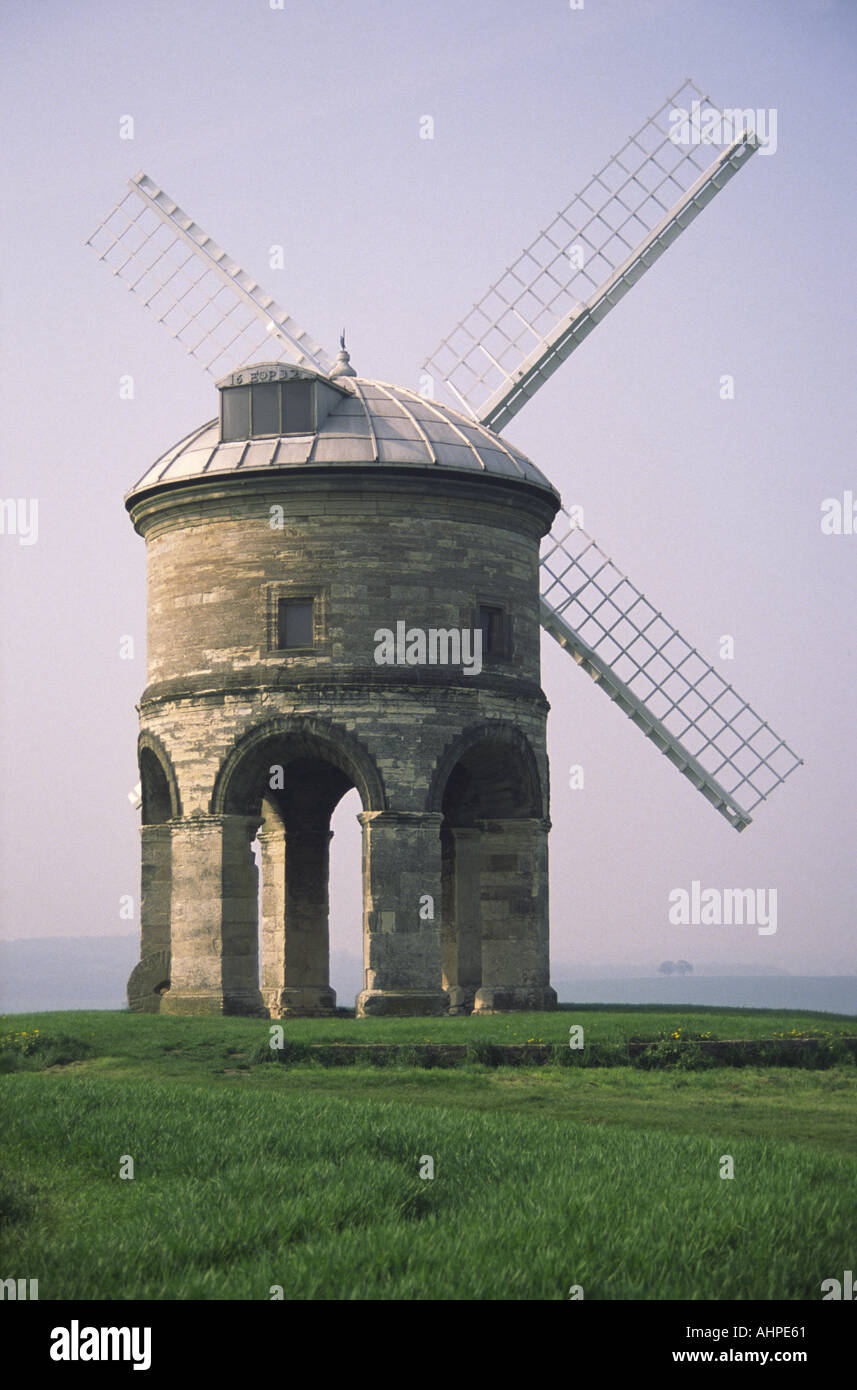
2, 1072, 854, 1300
4, 1001, 855, 1055
2, 1005, 854, 1299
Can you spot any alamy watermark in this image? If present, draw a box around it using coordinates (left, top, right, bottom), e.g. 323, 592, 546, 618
668, 101, 777, 156
1, 498, 38, 545
820, 490, 855, 535
668, 880, 777, 935
1, 1277, 38, 1299
50, 1321, 151, 1370
821, 1269, 855, 1300
374, 623, 482, 676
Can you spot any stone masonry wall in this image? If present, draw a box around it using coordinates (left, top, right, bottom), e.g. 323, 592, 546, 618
129, 464, 559, 1016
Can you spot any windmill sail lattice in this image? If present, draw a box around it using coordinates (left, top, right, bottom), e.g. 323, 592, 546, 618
86, 82, 802, 832
540, 511, 803, 830
86, 173, 333, 380
423, 80, 760, 431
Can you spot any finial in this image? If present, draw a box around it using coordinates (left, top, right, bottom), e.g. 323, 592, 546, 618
330, 330, 357, 379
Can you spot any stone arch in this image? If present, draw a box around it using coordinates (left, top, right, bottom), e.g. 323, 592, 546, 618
210, 715, 386, 818
138, 731, 182, 824
428, 721, 551, 1016
426, 720, 545, 822
208, 716, 386, 1018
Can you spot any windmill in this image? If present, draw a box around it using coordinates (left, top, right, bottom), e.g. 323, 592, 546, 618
88, 79, 802, 1011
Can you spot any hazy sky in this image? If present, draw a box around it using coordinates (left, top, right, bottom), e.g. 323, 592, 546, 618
1, 0, 855, 994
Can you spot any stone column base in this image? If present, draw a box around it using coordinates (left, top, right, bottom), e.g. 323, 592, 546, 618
473, 985, 558, 1014
264, 985, 337, 1018
161, 988, 266, 1017
446, 985, 476, 1016
356, 988, 449, 1018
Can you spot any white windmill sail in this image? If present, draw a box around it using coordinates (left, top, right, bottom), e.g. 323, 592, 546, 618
422, 80, 801, 827
86, 172, 333, 380
84, 102, 802, 831
541, 511, 802, 831
423, 80, 762, 431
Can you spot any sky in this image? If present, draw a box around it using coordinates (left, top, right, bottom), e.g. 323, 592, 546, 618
1, 0, 855, 997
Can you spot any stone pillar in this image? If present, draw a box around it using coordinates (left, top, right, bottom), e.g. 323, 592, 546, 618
265, 828, 336, 1017
127, 823, 173, 1012
139, 823, 172, 958
162, 814, 265, 1016
473, 817, 556, 1013
356, 811, 448, 1017
441, 826, 482, 1015
258, 825, 287, 1015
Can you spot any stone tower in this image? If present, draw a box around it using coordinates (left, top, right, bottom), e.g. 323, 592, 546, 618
125, 356, 560, 1017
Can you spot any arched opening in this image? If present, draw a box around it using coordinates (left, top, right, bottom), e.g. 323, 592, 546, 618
213, 717, 385, 818
139, 730, 182, 823
439, 736, 541, 826
211, 720, 383, 1016
128, 737, 181, 1013
140, 747, 173, 826
433, 727, 548, 1014
329, 787, 364, 1010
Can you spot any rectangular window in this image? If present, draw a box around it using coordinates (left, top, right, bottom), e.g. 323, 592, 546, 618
251, 382, 280, 436
282, 378, 314, 433
478, 604, 505, 657
277, 598, 314, 649
222, 386, 250, 441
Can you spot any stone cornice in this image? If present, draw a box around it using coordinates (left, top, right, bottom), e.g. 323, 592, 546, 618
138, 668, 550, 715
127, 465, 559, 543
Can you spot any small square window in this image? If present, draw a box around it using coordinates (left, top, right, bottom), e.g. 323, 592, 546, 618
478, 604, 505, 657
277, 599, 313, 649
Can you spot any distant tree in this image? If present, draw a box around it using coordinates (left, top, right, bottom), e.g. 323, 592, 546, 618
658, 961, 676, 976
674, 960, 693, 976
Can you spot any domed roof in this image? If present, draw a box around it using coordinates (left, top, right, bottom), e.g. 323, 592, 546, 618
126, 372, 558, 502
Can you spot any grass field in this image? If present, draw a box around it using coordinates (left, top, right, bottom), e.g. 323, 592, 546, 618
1, 1005, 855, 1300
5, 1000, 856, 1052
